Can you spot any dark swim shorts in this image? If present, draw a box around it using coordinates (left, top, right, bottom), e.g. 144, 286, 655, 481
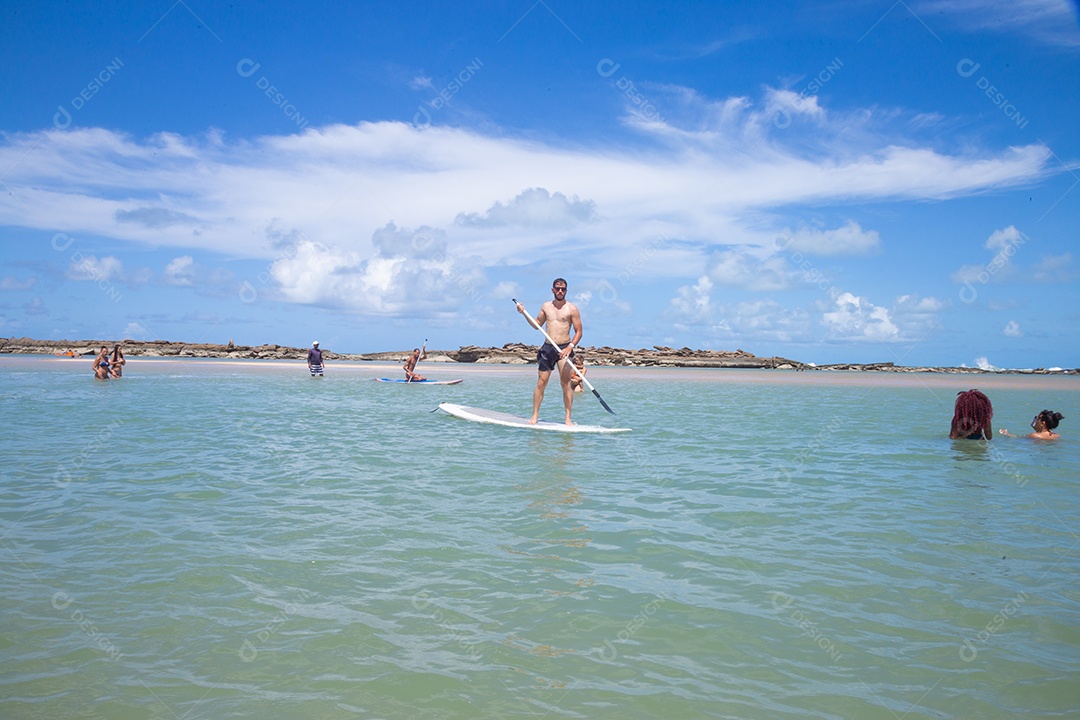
537, 342, 574, 372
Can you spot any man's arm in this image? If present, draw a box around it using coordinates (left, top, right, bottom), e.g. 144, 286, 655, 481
515, 300, 549, 335
533, 302, 547, 331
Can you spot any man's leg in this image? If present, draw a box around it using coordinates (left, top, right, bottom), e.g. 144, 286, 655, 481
559, 361, 575, 425
531, 370, 551, 424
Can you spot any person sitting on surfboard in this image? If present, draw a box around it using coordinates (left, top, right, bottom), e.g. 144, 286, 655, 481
307, 341, 325, 377
516, 277, 583, 425
404, 347, 427, 382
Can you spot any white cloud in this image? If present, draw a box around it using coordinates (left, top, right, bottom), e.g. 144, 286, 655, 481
667, 281, 811, 342
372, 222, 448, 260
489, 281, 519, 300
116, 207, 201, 228
1004, 320, 1022, 337
985, 225, 1025, 252
164, 256, 196, 286
706, 250, 789, 290
667, 278, 941, 345
716, 299, 811, 343
123, 322, 151, 339
669, 276, 714, 323
409, 75, 435, 91
1031, 252, 1074, 283
25, 297, 47, 316
950, 225, 1026, 284
777, 220, 881, 256
0, 93, 1057, 315
268, 232, 486, 315
66, 255, 123, 282
0, 114, 1051, 273
918, 0, 1080, 47
0, 276, 36, 290
455, 187, 598, 229
821, 292, 900, 342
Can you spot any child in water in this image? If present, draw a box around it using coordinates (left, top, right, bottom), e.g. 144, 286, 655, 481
569, 353, 586, 393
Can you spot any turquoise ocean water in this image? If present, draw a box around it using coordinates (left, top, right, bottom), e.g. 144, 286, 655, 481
2, 355, 1079, 719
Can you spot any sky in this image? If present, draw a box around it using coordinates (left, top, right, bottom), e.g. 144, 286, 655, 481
0, 0, 1077, 368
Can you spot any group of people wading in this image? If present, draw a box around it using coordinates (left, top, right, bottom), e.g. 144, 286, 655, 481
950, 388, 1064, 441
92, 344, 125, 380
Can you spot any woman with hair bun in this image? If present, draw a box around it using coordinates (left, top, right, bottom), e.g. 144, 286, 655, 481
949, 389, 994, 440
1000, 410, 1064, 440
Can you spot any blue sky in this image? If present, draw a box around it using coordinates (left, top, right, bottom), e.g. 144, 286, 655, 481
1, 0, 1077, 368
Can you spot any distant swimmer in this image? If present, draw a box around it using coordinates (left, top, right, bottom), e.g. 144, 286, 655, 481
1000, 410, 1064, 440
110, 344, 126, 378
307, 341, 325, 377
92, 345, 110, 380
516, 277, 582, 425
404, 346, 427, 382
949, 389, 993, 440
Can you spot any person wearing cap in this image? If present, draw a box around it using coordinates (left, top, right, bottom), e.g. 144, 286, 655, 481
307, 341, 325, 377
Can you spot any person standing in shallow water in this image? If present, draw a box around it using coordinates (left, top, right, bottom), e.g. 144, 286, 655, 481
516, 277, 583, 426
110, 344, 126, 378
1000, 410, 1064, 440
92, 345, 110, 380
949, 389, 993, 439
307, 341, 324, 377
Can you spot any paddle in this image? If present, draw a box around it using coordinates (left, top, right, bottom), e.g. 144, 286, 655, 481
513, 298, 615, 415
407, 339, 427, 383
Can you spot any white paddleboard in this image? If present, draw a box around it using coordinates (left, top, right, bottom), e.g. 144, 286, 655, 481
375, 378, 463, 385
437, 403, 630, 434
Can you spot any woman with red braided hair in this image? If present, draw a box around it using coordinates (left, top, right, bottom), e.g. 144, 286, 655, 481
949, 389, 994, 440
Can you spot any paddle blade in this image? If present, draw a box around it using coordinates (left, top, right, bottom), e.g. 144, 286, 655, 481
593, 388, 616, 414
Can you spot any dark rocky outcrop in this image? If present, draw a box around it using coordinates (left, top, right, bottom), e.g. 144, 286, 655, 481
3, 337, 1075, 374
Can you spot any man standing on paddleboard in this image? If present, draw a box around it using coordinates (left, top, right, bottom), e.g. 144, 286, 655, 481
516, 278, 583, 425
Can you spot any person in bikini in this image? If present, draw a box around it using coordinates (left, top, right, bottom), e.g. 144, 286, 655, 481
1000, 410, 1064, 440
110, 344, 126, 378
92, 345, 110, 380
516, 278, 583, 425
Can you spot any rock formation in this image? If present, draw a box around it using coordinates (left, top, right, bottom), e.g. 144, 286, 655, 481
2, 337, 1074, 373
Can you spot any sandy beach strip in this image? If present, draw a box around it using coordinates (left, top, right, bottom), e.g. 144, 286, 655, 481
7, 354, 1080, 391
